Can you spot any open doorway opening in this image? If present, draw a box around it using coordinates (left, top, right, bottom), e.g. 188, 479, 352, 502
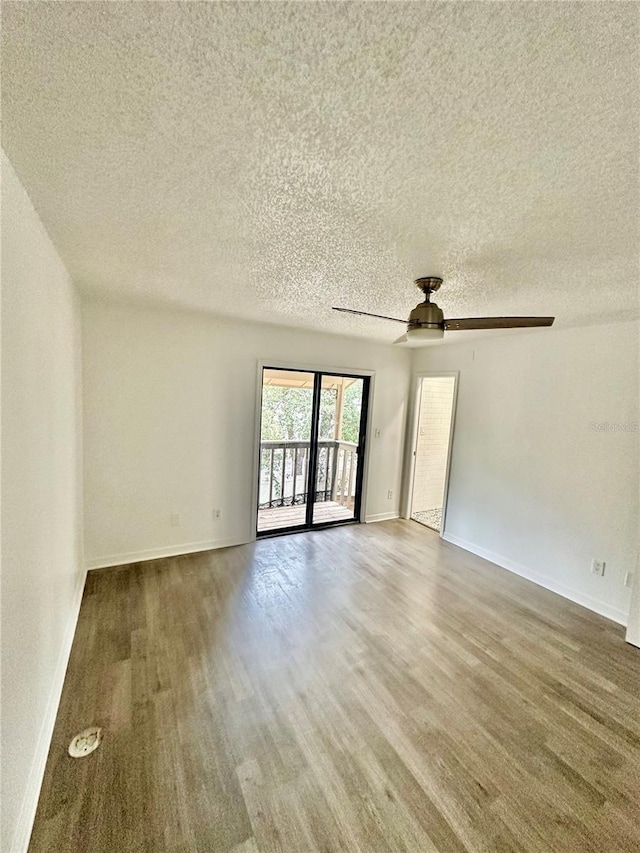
256, 368, 370, 536
410, 374, 457, 533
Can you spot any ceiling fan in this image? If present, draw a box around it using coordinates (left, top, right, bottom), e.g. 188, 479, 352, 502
333, 277, 554, 346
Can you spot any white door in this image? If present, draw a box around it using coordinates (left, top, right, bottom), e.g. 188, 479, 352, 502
409, 374, 457, 534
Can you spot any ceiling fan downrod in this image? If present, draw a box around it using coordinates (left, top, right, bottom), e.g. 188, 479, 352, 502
415, 277, 443, 300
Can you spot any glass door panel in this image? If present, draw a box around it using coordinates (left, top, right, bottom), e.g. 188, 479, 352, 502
312, 374, 367, 525
257, 368, 315, 534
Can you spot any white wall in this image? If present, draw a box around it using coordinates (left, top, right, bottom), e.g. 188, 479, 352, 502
411, 376, 455, 513
411, 322, 639, 625
82, 297, 411, 568
628, 578, 640, 648
1, 153, 84, 851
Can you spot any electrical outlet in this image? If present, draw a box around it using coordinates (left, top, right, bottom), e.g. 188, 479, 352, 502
213, 508, 221, 519
375, 428, 381, 438
624, 571, 635, 588
591, 559, 606, 577
387, 490, 393, 500
171, 513, 181, 527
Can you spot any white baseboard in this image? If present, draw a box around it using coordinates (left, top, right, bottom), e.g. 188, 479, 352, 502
11, 568, 87, 853
442, 532, 628, 627
87, 536, 247, 571
365, 512, 400, 523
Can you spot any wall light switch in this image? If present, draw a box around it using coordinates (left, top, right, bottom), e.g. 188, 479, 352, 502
374, 428, 381, 438
624, 571, 635, 588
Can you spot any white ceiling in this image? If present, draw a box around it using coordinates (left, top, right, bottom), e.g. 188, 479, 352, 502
2, 2, 638, 342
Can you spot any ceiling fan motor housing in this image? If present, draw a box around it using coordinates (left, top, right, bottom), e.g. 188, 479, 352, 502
409, 300, 444, 329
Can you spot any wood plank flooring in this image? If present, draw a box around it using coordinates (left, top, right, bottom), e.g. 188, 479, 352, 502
29, 520, 640, 852
257, 500, 353, 532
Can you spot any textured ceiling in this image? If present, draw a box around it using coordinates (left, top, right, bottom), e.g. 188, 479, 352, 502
2, 1, 638, 342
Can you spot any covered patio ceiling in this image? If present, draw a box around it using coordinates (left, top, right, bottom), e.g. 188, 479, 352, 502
262, 369, 357, 391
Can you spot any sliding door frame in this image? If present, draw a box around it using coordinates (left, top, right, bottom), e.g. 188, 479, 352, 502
307, 370, 371, 531
252, 360, 375, 541
305, 373, 323, 529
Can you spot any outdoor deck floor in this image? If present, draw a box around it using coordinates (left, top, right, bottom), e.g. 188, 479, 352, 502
258, 500, 354, 532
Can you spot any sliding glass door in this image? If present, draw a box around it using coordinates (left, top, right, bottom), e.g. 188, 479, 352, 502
256, 368, 369, 536
311, 374, 366, 525
257, 369, 315, 534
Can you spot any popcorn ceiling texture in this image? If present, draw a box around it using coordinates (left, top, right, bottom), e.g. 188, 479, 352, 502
2, 2, 638, 341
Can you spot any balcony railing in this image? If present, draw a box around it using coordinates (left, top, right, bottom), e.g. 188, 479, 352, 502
259, 440, 358, 510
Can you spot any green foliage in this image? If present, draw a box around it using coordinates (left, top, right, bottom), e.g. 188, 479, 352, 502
319, 389, 337, 439
341, 381, 363, 443
260, 380, 363, 443
260, 387, 313, 440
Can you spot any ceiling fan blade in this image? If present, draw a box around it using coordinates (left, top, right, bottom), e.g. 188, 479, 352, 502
444, 316, 555, 331
332, 307, 409, 324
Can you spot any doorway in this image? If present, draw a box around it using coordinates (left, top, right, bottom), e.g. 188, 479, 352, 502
409, 374, 457, 533
256, 367, 370, 536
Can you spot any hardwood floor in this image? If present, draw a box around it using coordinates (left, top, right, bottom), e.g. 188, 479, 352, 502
30, 521, 640, 852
